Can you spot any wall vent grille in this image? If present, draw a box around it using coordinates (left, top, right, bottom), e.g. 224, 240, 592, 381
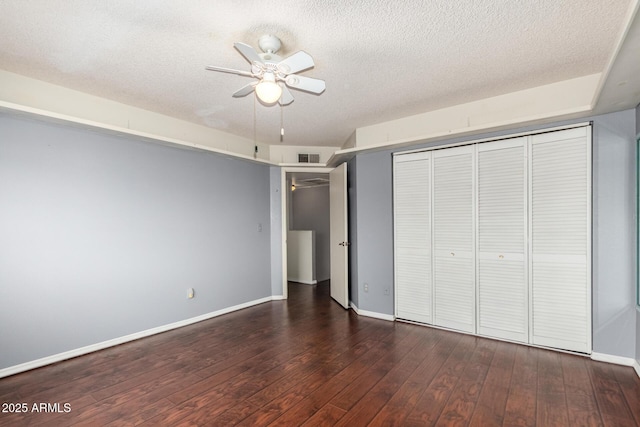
298, 153, 320, 163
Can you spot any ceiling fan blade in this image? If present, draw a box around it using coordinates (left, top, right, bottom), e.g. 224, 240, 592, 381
234, 42, 264, 65
285, 75, 326, 94
205, 65, 254, 77
232, 82, 257, 98
278, 84, 294, 105
277, 51, 314, 74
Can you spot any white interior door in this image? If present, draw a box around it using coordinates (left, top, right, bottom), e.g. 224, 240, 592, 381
477, 138, 528, 343
330, 162, 349, 308
529, 127, 591, 353
433, 145, 475, 333
394, 152, 432, 324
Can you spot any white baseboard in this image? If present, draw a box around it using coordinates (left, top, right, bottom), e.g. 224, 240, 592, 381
590, 352, 636, 367
350, 302, 395, 321
592, 353, 640, 379
288, 278, 317, 285
0, 295, 274, 379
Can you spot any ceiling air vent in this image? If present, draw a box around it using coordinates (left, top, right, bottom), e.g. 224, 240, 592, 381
298, 153, 320, 164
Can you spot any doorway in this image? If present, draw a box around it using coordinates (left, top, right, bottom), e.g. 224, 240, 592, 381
280, 166, 332, 299
280, 165, 349, 307
286, 171, 331, 286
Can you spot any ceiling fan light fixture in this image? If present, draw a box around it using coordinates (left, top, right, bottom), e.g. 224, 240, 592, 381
255, 73, 282, 104
205, 36, 325, 106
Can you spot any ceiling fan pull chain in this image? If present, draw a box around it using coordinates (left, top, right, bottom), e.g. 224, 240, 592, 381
253, 95, 257, 158
280, 103, 284, 143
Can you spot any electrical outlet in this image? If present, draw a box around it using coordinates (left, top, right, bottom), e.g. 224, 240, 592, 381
363, 283, 369, 292
384, 287, 390, 296
257, 223, 263, 232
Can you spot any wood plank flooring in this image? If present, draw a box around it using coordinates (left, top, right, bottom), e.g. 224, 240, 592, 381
1, 281, 639, 426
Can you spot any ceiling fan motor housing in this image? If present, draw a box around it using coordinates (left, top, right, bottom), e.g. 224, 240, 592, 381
258, 34, 282, 55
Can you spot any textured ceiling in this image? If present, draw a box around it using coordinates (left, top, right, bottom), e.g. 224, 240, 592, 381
0, 0, 635, 148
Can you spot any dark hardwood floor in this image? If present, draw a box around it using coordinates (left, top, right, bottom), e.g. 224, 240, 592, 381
1, 281, 639, 426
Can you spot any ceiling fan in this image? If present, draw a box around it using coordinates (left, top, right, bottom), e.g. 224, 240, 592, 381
205, 35, 326, 106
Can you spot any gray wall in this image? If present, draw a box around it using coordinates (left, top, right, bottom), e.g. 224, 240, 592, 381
592, 110, 636, 359
0, 113, 272, 370
350, 150, 394, 314
350, 109, 637, 359
291, 185, 330, 281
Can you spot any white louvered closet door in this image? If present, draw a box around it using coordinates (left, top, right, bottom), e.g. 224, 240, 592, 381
477, 138, 528, 343
393, 152, 432, 324
433, 146, 475, 333
529, 127, 591, 353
